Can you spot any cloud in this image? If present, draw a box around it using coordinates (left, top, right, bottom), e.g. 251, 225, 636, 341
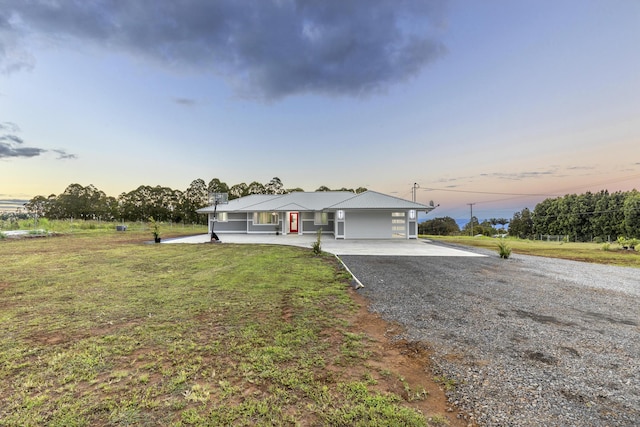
0, 12, 36, 74
51, 149, 77, 160
1, 0, 448, 100
566, 166, 595, 171
173, 97, 198, 106
0, 122, 76, 159
0, 122, 20, 132
0, 134, 24, 144
487, 171, 555, 181
0, 142, 45, 158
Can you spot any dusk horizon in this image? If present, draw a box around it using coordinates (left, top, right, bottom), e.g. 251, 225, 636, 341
2, 1, 639, 221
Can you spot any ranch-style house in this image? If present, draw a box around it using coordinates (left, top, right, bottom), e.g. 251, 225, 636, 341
197, 190, 434, 240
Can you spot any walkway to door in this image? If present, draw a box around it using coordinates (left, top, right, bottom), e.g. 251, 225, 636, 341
163, 234, 485, 257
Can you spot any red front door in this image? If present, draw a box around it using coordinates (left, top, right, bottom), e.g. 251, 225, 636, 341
289, 213, 299, 233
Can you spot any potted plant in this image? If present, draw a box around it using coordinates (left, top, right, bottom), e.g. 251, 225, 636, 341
149, 217, 161, 243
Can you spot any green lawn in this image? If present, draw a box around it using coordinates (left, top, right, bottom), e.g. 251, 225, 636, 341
0, 231, 442, 426
425, 235, 640, 268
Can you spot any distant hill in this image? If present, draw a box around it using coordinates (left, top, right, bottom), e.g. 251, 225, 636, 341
0, 199, 28, 212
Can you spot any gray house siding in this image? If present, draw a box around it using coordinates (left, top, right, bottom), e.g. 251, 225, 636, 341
211, 220, 247, 233
248, 212, 282, 233
209, 212, 247, 233
248, 221, 281, 233
300, 212, 334, 234
409, 221, 417, 237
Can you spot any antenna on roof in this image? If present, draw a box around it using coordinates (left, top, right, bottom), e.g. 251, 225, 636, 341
412, 183, 420, 202
425, 200, 439, 214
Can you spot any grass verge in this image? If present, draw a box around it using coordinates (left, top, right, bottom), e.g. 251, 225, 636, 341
425, 235, 639, 268
0, 231, 446, 426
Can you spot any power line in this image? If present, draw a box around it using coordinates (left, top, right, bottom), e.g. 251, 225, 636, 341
416, 172, 640, 199
419, 187, 560, 197
467, 203, 476, 236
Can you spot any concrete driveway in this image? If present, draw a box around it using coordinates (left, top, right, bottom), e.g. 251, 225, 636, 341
163, 233, 484, 257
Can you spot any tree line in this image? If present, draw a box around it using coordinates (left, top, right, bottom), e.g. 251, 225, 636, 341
22, 178, 367, 224
524, 189, 640, 240
421, 189, 640, 240
418, 216, 509, 237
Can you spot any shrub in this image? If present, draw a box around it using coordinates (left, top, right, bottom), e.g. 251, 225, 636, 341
601, 243, 611, 251
616, 236, 638, 250
497, 239, 512, 259
311, 229, 322, 255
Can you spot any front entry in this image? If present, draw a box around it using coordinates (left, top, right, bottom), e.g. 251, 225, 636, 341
289, 212, 299, 233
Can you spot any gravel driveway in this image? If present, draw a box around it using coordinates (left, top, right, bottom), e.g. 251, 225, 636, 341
340, 242, 640, 426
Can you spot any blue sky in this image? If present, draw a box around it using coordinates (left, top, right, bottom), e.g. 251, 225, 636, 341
1, 0, 639, 220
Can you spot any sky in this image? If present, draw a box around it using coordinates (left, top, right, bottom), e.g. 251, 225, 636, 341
1, 0, 639, 220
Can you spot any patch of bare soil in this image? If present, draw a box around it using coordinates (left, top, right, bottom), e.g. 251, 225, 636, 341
349, 289, 473, 427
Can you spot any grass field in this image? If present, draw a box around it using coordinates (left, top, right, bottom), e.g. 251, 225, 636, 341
0, 230, 451, 426
426, 235, 640, 268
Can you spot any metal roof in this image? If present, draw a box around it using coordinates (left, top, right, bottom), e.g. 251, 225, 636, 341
327, 190, 431, 210
197, 194, 274, 213
197, 191, 429, 213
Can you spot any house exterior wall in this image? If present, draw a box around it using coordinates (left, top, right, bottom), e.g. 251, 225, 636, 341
208, 207, 418, 239
300, 211, 334, 234
248, 212, 282, 234
409, 221, 417, 237
209, 212, 247, 233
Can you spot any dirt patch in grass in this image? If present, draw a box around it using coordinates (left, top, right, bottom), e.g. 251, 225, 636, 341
350, 289, 471, 427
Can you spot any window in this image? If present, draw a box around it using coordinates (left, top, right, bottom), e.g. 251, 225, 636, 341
214, 212, 228, 222
314, 212, 328, 225
392, 212, 406, 236
253, 212, 278, 225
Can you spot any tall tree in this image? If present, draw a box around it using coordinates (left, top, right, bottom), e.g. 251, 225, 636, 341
118, 185, 179, 222
56, 183, 108, 220
623, 190, 640, 238
24, 195, 49, 220
183, 179, 209, 224
461, 216, 479, 236
207, 178, 229, 195
418, 216, 459, 235
247, 181, 266, 195
509, 208, 534, 239
265, 177, 286, 195
229, 183, 248, 199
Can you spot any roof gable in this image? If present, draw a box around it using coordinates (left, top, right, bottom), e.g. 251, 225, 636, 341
327, 191, 431, 210
197, 190, 429, 213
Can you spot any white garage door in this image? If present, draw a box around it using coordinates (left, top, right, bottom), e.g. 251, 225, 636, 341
345, 211, 393, 239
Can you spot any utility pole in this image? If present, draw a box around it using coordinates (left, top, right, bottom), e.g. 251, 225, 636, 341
467, 203, 476, 236
412, 183, 420, 202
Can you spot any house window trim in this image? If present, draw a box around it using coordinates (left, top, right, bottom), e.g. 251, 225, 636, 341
214, 212, 228, 222
314, 212, 329, 225
253, 211, 279, 225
